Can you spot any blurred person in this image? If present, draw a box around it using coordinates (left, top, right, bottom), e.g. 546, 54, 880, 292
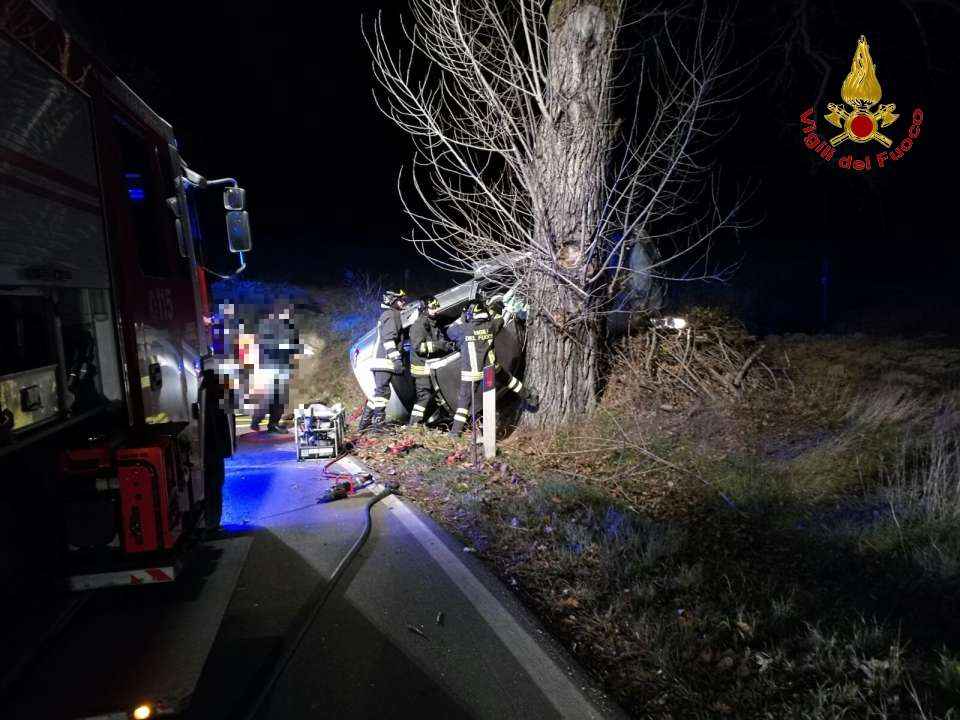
206, 301, 250, 408
250, 305, 300, 433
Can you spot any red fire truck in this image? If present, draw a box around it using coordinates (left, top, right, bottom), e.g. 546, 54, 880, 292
0, 0, 250, 591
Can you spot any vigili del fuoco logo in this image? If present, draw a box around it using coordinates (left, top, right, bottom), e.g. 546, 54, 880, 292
800, 35, 924, 172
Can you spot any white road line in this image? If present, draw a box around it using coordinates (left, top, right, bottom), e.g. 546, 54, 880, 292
338, 457, 366, 475
379, 493, 606, 720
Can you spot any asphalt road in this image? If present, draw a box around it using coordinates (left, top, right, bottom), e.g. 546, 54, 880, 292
189, 432, 627, 720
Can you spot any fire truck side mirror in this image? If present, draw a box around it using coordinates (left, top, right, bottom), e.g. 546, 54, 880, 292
226, 210, 252, 253
223, 186, 246, 211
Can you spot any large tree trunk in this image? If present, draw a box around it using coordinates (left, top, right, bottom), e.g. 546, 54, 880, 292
524, 272, 601, 427
523, 0, 617, 429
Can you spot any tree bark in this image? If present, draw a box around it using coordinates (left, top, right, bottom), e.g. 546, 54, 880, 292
524, 272, 600, 427
523, 0, 617, 428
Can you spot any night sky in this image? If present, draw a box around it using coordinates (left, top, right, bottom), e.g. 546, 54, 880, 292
61, 0, 960, 333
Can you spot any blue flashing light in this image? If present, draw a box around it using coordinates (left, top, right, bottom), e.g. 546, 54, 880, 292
124, 171, 145, 202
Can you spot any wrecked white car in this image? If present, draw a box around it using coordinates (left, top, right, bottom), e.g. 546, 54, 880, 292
349, 245, 663, 424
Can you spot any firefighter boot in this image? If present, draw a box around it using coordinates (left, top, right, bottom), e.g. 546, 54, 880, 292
357, 404, 375, 431
448, 406, 469, 438
408, 403, 427, 426
371, 408, 387, 428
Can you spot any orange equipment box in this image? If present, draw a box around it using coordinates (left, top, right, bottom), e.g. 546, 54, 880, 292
116, 439, 187, 553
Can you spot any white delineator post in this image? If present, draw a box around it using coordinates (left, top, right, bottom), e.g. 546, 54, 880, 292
482, 365, 496, 459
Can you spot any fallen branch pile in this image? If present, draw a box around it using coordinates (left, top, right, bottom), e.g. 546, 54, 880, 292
607, 308, 783, 408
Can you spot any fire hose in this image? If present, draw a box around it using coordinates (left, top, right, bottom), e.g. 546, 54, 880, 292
238, 482, 393, 720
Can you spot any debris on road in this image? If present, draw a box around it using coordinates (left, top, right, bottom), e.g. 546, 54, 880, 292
386, 437, 419, 455
407, 624, 428, 639
382, 478, 401, 492
445, 449, 467, 465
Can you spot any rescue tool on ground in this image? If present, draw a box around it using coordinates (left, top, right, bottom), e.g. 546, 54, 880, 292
294, 402, 346, 460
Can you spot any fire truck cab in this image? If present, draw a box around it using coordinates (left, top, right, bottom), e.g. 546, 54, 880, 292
0, 1, 250, 591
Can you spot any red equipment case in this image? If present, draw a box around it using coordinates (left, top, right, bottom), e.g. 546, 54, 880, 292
117, 437, 189, 554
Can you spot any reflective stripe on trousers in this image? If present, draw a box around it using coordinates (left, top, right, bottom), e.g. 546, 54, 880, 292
368, 359, 396, 371
466, 340, 479, 375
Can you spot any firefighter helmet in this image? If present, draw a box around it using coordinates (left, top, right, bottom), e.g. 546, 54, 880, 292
381, 289, 408, 309
423, 295, 441, 313
464, 300, 489, 322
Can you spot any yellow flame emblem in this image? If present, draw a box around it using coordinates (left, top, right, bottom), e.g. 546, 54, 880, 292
824, 36, 899, 148
841, 36, 882, 108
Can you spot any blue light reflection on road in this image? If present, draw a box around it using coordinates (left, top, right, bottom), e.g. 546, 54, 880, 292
222, 440, 328, 531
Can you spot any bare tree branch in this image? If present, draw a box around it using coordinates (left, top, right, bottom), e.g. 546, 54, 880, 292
366, 0, 745, 425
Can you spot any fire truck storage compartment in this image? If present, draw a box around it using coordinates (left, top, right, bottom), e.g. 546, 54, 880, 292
1, 25, 123, 435
0, 33, 111, 290
0, 289, 123, 440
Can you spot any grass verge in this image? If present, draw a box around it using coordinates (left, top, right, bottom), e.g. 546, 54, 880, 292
348, 331, 960, 719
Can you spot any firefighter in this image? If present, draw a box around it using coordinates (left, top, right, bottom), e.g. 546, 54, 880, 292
358, 289, 408, 430
446, 299, 537, 438
408, 295, 457, 426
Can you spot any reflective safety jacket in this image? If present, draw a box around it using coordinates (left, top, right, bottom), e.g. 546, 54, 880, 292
446, 312, 504, 382
408, 313, 454, 376
370, 307, 404, 372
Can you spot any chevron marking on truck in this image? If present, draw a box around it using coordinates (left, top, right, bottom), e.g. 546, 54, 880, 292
68, 565, 178, 591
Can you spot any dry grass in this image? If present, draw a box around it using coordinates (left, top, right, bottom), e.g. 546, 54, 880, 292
288, 271, 385, 414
